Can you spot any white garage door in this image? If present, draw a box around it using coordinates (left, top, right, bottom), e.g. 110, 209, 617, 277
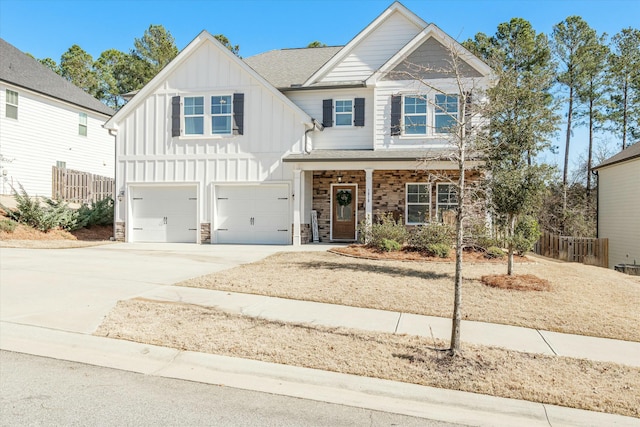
215, 184, 290, 244
130, 186, 198, 243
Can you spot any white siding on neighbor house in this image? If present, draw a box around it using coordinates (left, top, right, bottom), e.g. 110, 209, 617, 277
114, 40, 307, 225
286, 88, 374, 150
373, 78, 488, 150
320, 11, 422, 83
0, 82, 114, 197
597, 159, 640, 269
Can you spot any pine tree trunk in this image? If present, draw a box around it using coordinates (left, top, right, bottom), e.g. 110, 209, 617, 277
562, 88, 574, 223
507, 214, 516, 276
586, 96, 594, 198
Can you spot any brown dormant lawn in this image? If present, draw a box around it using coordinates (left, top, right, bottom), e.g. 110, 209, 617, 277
96, 298, 640, 418
177, 250, 640, 342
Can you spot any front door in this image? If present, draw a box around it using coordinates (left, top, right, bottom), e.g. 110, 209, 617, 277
332, 185, 356, 240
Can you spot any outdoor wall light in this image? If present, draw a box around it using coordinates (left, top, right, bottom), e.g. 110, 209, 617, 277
337, 175, 343, 183
117, 190, 124, 202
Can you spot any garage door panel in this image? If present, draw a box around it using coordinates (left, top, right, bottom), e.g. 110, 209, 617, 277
215, 184, 290, 245
130, 186, 198, 243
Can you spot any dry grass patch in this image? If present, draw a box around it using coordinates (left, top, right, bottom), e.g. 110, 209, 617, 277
96, 298, 640, 418
178, 251, 640, 342
481, 274, 552, 292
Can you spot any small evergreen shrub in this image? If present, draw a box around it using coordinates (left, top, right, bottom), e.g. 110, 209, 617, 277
425, 243, 451, 258
358, 211, 408, 251
380, 238, 402, 252
513, 215, 541, 255
408, 222, 454, 251
485, 246, 506, 259
466, 221, 498, 250
75, 197, 114, 229
0, 219, 17, 233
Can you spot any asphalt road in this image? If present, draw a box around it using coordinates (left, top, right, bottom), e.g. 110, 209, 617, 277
0, 351, 462, 427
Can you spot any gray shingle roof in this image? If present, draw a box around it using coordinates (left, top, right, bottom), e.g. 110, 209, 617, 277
593, 142, 640, 170
0, 38, 114, 116
244, 46, 342, 89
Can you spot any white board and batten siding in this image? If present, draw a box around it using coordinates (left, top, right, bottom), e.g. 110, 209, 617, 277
0, 83, 113, 197
114, 38, 308, 243
319, 11, 422, 83
286, 88, 374, 150
597, 158, 640, 268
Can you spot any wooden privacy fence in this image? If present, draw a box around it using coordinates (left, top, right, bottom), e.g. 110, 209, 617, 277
52, 166, 114, 204
534, 231, 608, 268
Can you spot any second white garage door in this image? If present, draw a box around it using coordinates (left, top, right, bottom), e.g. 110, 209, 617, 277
215, 184, 290, 244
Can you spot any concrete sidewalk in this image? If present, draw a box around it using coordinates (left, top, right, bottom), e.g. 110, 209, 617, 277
1, 243, 639, 426
141, 286, 640, 368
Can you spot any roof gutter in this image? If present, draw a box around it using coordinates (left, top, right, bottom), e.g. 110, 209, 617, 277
280, 82, 367, 92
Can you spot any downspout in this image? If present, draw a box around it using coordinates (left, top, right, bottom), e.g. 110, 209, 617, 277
304, 119, 324, 154
108, 128, 118, 241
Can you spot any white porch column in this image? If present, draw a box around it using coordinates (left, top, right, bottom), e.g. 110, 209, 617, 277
365, 168, 373, 226
293, 168, 302, 246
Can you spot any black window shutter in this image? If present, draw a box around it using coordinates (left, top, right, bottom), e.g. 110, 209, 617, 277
390, 95, 401, 136
233, 93, 244, 135
322, 99, 333, 127
171, 96, 181, 137
354, 98, 365, 127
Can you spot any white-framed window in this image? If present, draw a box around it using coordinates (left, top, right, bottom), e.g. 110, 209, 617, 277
403, 96, 427, 135
184, 96, 205, 135
78, 112, 87, 136
335, 99, 353, 126
56, 161, 66, 169
405, 183, 431, 225
436, 183, 458, 221
5, 89, 18, 119
434, 94, 458, 133
211, 95, 232, 134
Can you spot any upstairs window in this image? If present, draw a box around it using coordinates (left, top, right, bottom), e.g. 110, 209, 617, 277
5, 89, 18, 119
184, 96, 204, 135
78, 113, 87, 136
403, 96, 427, 135
436, 183, 458, 221
335, 99, 353, 126
211, 95, 232, 134
406, 183, 431, 225
434, 94, 458, 133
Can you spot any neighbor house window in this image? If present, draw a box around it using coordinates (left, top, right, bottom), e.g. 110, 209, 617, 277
211, 95, 232, 134
5, 89, 18, 119
436, 183, 458, 221
406, 183, 431, 224
56, 161, 66, 169
78, 112, 87, 136
184, 96, 204, 135
434, 94, 458, 133
403, 96, 427, 135
335, 99, 353, 126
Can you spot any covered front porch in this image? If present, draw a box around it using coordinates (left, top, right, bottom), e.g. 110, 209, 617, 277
285, 150, 478, 245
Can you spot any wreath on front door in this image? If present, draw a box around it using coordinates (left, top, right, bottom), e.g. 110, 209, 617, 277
336, 189, 352, 206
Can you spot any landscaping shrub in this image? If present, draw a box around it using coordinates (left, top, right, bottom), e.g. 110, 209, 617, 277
75, 197, 114, 229
380, 238, 402, 252
485, 246, 506, 259
512, 215, 541, 255
425, 243, 451, 258
0, 219, 17, 233
466, 221, 499, 250
358, 211, 408, 251
408, 222, 454, 251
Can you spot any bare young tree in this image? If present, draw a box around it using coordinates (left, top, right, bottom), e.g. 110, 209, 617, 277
388, 43, 491, 355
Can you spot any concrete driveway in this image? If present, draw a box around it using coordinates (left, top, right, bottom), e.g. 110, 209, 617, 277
0, 243, 320, 334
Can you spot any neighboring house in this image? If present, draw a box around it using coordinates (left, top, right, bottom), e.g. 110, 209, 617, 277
0, 38, 114, 198
104, 1, 492, 245
593, 142, 640, 269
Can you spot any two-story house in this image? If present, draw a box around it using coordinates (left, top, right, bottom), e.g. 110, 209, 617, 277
104, 2, 492, 245
0, 38, 115, 198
